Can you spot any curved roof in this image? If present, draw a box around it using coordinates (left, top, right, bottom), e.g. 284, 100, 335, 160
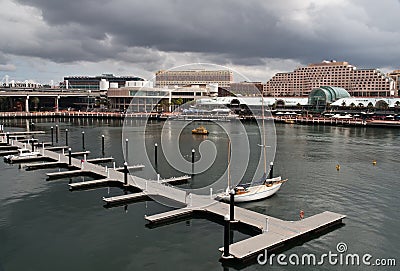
309, 86, 350, 104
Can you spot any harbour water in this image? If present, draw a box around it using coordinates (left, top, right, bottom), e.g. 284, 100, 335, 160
0, 118, 399, 270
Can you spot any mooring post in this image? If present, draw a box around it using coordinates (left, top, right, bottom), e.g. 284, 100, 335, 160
51, 126, 54, 146
230, 189, 235, 222
124, 162, 128, 185
65, 129, 68, 146
55, 125, 59, 143
42, 142, 44, 155
101, 135, 105, 156
210, 187, 213, 199
6, 132, 9, 145
68, 148, 72, 166
157, 173, 160, 183
113, 161, 116, 170
269, 161, 274, 179
31, 141, 35, 152
81, 131, 85, 150
154, 143, 158, 166
125, 138, 129, 162
223, 214, 231, 259
264, 217, 269, 233
83, 154, 87, 162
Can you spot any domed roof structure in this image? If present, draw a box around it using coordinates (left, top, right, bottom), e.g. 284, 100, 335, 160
308, 86, 351, 107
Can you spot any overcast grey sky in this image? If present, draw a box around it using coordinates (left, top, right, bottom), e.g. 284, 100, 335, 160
0, 0, 399, 84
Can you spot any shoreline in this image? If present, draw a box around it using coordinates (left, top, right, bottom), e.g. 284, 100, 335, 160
0, 111, 399, 128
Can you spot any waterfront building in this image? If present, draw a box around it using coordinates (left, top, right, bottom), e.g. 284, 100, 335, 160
195, 96, 308, 110
107, 84, 217, 112
387, 70, 400, 96
61, 74, 145, 91
331, 97, 400, 109
264, 60, 396, 97
155, 69, 233, 88
228, 82, 263, 96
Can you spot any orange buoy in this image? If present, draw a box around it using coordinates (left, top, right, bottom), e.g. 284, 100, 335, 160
336, 164, 340, 171
299, 210, 305, 220
372, 160, 377, 166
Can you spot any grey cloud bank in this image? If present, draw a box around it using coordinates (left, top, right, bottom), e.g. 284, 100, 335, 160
1, 0, 399, 82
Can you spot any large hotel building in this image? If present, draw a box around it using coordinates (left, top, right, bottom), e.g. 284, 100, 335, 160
155, 69, 233, 88
264, 61, 396, 97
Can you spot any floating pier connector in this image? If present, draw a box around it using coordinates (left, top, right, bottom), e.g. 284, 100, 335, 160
65, 129, 68, 146
269, 161, 274, 179
336, 164, 340, 171
372, 160, 377, 166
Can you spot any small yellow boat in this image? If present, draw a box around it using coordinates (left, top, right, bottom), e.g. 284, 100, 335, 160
284, 119, 295, 124
192, 126, 209, 135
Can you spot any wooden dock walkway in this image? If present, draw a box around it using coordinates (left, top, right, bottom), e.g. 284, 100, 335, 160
3, 135, 346, 262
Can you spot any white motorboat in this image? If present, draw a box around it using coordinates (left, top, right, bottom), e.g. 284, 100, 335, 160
4, 148, 41, 163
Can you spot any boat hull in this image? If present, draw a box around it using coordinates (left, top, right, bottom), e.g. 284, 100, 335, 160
215, 182, 283, 202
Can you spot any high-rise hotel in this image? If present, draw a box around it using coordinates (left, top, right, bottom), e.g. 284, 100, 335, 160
155, 69, 233, 88
264, 61, 396, 97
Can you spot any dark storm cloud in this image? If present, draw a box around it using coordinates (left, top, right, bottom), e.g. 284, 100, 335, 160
6, 0, 400, 70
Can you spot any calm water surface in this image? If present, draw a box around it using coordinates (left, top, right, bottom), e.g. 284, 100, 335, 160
0, 118, 399, 270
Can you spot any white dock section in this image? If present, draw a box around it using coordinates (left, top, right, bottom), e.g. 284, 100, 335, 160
144, 208, 194, 223
44, 146, 69, 151
46, 170, 88, 179
103, 192, 149, 205
24, 161, 69, 170
86, 157, 114, 163
150, 175, 191, 185
221, 211, 346, 259
115, 164, 144, 171
68, 178, 113, 190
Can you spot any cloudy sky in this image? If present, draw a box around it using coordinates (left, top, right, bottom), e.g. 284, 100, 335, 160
0, 0, 399, 84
